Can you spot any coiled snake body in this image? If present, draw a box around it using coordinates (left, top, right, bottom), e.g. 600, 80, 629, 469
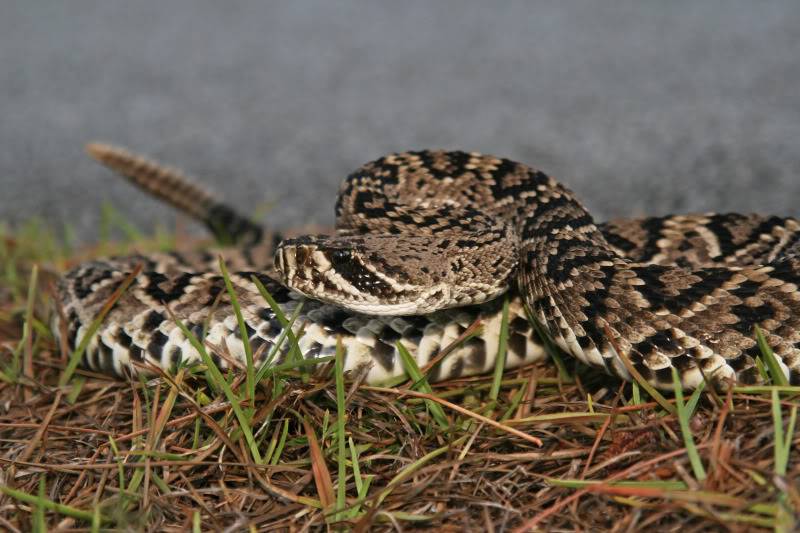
56, 145, 800, 389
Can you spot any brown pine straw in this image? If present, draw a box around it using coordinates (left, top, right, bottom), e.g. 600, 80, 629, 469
363, 386, 544, 447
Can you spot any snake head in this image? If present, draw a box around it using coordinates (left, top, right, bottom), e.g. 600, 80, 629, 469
274, 234, 461, 315
274, 231, 514, 315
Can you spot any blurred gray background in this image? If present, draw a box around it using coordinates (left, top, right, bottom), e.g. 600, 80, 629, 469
2, 1, 799, 243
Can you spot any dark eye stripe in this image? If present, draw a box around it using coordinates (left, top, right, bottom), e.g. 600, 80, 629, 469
332, 259, 394, 295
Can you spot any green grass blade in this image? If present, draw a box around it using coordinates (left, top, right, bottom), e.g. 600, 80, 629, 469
253, 301, 305, 384
489, 296, 510, 402
263, 418, 284, 464
218, 257, 255, 415
334, 339, 348, 521
349, 436, 364, 496
0, 484, 100, 523
34, 476, 46, 532
672, 367, 706, 481
251, 275, 304, 364
396, 341, 450, 429
772, 389, 788, 476
19, 263, 39, 382
499, 379, 529, 422
65, 376, 86, 404
108, 436, 127, 492
150, 471, 172, 495
192, 511, 201, 533
270, 418, 291, 466
755, 357, 770, 382
734, 385, 800, 394
91, 505, 101, 533
770, 388, 796, 533
260, 355, 334, 380
631, 380, 641, 405
546, 478, 688, 490
756, 325, 789, 386
167, 308, 262, 464
372, 435, 467, 508
685, 379, 706, 418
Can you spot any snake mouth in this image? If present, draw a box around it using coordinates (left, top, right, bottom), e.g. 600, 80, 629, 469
273, 238, 446, 315
274, 240, 333, 285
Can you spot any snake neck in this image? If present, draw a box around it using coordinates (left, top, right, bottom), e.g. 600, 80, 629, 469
511, 172, 623, 338
505, 164, 619, 271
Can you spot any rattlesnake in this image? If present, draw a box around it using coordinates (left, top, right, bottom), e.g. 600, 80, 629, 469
55, 144, 800, 389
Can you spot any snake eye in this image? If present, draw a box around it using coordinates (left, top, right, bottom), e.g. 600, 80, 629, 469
331, 249, 352, 264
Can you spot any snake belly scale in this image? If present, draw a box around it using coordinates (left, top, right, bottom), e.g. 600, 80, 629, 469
55, 144, 800, 389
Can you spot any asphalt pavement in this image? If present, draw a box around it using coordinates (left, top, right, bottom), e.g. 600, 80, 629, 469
2, 1, 799, 242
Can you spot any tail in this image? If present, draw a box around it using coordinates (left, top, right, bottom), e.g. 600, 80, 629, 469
85, 142, 264, 246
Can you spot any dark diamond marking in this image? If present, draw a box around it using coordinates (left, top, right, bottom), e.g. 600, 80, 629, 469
372, 342, 395, 371
466, 337, 486, 369
147, 331, 168, 361
117, 330, 133, 348
508, 332, 527, 359
142, 310, 164, 332
129, 345, 143, 362
169, 346, 183, 368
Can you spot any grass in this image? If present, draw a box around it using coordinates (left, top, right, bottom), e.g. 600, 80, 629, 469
671, 367, 706, 482
0, 220, 798, 530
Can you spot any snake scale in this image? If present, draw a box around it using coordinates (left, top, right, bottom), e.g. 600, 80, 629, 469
54, 144, 800, 389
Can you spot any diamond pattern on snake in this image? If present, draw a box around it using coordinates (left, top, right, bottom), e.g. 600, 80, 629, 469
54, 143, 800, 389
